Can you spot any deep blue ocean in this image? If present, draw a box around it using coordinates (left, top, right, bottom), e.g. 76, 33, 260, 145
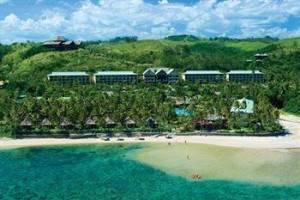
0, 144, 299, 200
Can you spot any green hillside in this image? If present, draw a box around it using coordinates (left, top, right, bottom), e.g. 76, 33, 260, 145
0, 35, 300, 126
224, 41, 270, 51
1, 36, 299, 84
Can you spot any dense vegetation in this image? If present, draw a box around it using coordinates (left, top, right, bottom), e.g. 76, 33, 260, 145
0, 35, 299, 137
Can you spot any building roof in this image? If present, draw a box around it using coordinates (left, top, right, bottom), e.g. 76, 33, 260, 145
20, 118, 32, 126
166, 68, 177, 75
94, 71, 137, 76
183, 70, 222, 75
41, 118, 52, 126
48, 72, 88, 76
143, 67, 175, 75
63, 41, 75, 45
125, 117, 136, 125
145, 117, 157, 125
43, 41, 62, 45
227, 70, 263, 74
85, 117, 96, 126
143, 68, 155, 75
230, 98, 254, 114
255, 53, 268, 57
105, 117, 115, 124
61, 118, 72, 126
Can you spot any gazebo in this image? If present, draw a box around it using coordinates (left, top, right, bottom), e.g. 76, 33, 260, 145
145, 117, 158, 128
125, 117, 136, 128
41, 118, 53, 129
20, 117, 32, 130
60, 118, 73, 130
85, 117, 96, 129
105, 117, 116, 128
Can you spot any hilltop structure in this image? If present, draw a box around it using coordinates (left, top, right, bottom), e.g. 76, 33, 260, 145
143, 67, 179, 84
43, 36, 81, 50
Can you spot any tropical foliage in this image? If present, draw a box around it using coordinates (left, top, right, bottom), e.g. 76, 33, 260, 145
1, 35, 299, 137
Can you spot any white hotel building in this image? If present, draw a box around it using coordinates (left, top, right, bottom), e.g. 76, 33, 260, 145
182, 70, 223, 83
93, 71, 138, 84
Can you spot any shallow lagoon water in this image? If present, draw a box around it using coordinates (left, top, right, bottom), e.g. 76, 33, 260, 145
0, 143, 299, 200
131, 143, 300, 185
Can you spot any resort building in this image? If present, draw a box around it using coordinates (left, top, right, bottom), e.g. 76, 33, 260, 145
43, 36, 81, 50
226, 70, 264, 83
254, 53, 268, 60
182, 70, 223, 83
47, 72, 90, 85
143, 67, 179, 84
93, 71, 138, 84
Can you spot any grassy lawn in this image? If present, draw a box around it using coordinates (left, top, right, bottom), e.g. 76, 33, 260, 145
280, 110, 300, 117
224, 41, 270, 51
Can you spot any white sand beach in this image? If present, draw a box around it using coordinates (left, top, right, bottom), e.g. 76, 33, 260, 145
0, 114, 299, 149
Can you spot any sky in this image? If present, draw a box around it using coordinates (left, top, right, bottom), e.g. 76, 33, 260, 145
0, 0, 300, 44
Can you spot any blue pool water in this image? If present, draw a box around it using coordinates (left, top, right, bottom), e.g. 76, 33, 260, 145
175, 108, 192, 116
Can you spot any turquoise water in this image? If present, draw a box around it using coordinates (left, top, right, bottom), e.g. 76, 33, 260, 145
175, 108, 192, 116
0, 144, 299, 200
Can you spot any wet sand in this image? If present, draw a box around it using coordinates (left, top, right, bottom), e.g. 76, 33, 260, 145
129, 143, 300, 185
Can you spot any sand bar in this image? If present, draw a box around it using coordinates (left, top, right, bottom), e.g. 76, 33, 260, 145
0, 114, 299, 149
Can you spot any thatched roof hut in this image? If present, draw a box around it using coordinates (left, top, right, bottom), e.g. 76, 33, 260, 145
60, 118, 73, 129
41, 118, 53, 128
125, 117, 136, 128
145, 117, 158, 128
85, 117, 96, 129
105, 117, 115, 128
20, 117, 32, 129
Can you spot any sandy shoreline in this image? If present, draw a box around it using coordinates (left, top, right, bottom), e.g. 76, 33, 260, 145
1, 114, 300, 149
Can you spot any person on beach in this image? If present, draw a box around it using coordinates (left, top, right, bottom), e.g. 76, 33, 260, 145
192, 174, 202, 179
